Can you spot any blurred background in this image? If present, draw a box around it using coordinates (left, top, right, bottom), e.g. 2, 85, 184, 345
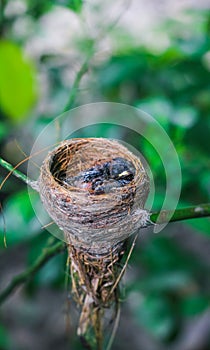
0, 0, 210, 349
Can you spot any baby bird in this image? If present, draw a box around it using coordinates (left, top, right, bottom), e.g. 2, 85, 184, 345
61, 157, 135, 194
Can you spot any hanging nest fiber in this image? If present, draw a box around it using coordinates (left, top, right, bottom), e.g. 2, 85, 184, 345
39, 138, 150, 349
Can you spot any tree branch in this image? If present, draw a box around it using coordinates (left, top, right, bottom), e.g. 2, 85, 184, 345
1, 156, 210, 224
0, 241, 65, 305
150, 203, 210, 225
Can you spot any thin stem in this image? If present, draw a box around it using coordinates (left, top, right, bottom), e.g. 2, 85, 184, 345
0, 157, 30, 186
0, 241, 65, 305
0, 157, 38, 191
106, 300, 121, 350
108, 234, 138, 298
62, 59, 90, 113
150, 203, 210, 225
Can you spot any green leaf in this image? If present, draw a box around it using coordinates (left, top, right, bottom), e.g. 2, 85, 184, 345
67, 0, 83, 12
181, 295, 209, 316
170, 106, 198, 128
35, 254, 65, 286
129, 271, 192, 294
27, 235, 66, 289
48, 0, 83, 12
0, 190, 41, 247
187, 217, 210, 236
0, 41, 36, 122
132, 294, 175, 340
0, 121, 9, 141
135, 96, 172, 129
137, 236, 198, 273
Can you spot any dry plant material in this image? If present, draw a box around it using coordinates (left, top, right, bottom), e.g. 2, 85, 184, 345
39, 138, 150, 349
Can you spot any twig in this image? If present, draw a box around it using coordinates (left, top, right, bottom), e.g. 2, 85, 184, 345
149, 204, 210, 225
106, 300, 121, 350
0, 202, 7, 247
0, 241, 65, 305
108, 234, 138, 298
0, 157, 37, 190
62, 59, 90, 113
0, 157, 38, 191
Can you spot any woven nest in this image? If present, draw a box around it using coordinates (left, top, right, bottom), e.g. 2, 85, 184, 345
38, 138, 150, 348
39, 138, 149, 254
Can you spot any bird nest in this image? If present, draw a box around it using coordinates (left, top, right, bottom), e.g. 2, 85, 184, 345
38, 138, 150, 349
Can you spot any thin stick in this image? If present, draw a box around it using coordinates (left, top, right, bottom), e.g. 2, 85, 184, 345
41, 221, 55, 229
149, 204, 210, 225
0, 202, 7, 248
64, 255, 71, 334
15, 139, 40, 171
0, 157, 37, 190
106, 300, 121, 350
62, 59, 90, 113
94, 307, 103, 350
108, 234, 138, 298
0, 143, 61, 191
0, 241, 65, 305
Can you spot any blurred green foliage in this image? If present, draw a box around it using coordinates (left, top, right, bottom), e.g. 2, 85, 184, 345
129, 234, 210, 341
0, 1, 210, 349
0, 41, 36, 122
